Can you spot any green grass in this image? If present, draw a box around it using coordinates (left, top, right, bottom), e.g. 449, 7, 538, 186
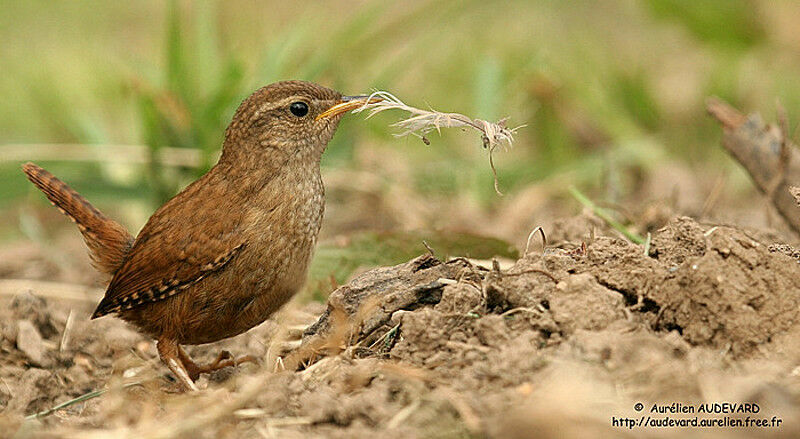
568, 186, 645, 244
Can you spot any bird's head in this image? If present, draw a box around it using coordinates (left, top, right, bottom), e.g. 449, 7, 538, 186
220, 80, 374, 167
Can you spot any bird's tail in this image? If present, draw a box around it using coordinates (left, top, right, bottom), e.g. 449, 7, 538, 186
22, 162, 134, 275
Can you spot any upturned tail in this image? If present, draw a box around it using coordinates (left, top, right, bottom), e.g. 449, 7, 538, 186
22, 162, 134, 275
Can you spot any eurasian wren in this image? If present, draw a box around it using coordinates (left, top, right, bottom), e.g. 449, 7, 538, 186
23, 80, 374, 390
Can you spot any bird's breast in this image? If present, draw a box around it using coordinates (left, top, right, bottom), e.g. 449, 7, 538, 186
239, 167, 324, 290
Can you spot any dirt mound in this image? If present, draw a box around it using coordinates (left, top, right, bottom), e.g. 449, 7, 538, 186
2, 215, 800, 438
649, 219, 800, 355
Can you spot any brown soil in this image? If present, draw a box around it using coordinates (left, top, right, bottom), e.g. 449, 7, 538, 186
2, 216, 800, 438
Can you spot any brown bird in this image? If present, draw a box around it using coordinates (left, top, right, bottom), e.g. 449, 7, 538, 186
22, 80, 375, 390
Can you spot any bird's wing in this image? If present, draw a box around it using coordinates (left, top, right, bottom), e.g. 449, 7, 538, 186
91, 178, 246, 318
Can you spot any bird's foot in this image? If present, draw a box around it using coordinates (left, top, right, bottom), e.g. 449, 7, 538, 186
157, 338, 260, 390
179, 348, 259, 381
157, 338, 199, 391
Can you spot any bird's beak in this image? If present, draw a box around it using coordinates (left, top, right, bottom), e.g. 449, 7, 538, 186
316, 95, 382, 120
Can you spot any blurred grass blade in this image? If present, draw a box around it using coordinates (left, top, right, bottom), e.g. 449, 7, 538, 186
568, 186, 644, 244
166, 0, 191, 104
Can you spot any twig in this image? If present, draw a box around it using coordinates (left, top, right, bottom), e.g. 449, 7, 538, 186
568, 186, 645, 244
500, 307, 542, 318
706, 97, 800, 234
386, 400, 422, 430
60, 309, 76, 352
422, 240, 436, 258
352, 91, 523, 195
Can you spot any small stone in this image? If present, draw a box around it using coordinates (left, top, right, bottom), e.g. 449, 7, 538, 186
17, 320, 46, 365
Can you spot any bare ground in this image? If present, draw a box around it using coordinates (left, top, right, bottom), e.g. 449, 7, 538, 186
2, 214, 800, 438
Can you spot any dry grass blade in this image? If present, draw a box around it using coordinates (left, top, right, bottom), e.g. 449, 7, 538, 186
352, 91, 524, 195
524, 226, 547, 256
25, 382, 141, 420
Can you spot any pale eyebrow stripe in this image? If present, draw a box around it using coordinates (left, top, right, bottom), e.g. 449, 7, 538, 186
253, 96, 312, 119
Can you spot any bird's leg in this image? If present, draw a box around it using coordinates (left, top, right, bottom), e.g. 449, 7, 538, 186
178, 347, 259, 381
156, 337, 199, 391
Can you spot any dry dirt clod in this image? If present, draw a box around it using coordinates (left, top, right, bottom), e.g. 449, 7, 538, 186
549, 273, 625, 334
10, 291, 59, 339
16, 320, 47, 366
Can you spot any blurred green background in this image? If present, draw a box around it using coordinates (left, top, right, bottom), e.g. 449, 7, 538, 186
2, 0, 797, 296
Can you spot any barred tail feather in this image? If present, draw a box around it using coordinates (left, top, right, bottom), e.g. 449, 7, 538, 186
22, 162, 134, 275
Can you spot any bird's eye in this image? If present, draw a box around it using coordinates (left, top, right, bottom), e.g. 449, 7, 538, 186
290, 101, 309, 117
